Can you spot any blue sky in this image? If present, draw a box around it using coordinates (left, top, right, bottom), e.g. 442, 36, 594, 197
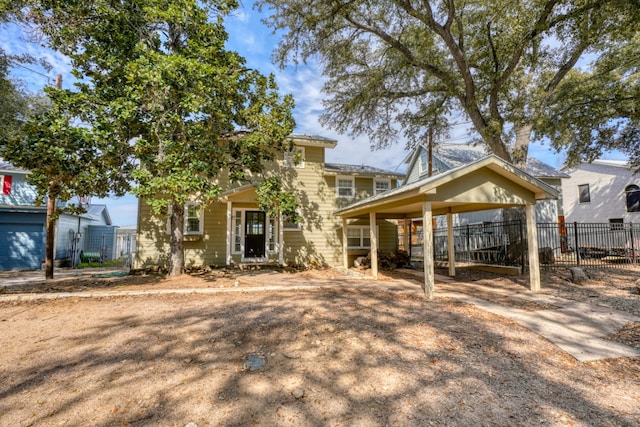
0, 4, 626, 226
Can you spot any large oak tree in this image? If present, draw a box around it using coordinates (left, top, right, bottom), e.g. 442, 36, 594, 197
260, 0, 639, 168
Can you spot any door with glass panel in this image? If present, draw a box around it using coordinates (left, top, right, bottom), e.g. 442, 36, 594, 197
244, 211, 266, 258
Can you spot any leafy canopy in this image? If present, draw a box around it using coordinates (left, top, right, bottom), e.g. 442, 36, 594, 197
260, 0, 639, 166
24, 0, 295, 275
1, 88, 130, 212
29, 0, 295, 213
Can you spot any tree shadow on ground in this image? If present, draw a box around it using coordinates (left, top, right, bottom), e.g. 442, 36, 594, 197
1, 286, 638, 426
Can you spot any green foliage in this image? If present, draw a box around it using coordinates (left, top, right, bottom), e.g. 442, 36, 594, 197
24, 0, 295, 274
260, 0, 639, 165
256, 176, 300, 222
0, 88, 130, 214
0, 51, 26, 143
537, 29, 640, 170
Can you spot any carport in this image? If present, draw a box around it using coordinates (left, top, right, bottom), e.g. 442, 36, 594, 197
335, 155, 559, 299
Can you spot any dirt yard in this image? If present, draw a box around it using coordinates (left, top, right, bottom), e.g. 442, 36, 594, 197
1, 266, 639, 426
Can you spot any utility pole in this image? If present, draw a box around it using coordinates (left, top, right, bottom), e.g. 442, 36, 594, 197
428, 126, 433, 177
44, 74, 63, 279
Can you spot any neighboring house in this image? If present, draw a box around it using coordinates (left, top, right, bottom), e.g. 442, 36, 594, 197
115, 226, 137, 266
56, 204, 119, 266
0, 160, 47, 270
403, 143, 568, 226
0, 159, 118, 270
561, 159, 640, 224
134, 134, 404, 269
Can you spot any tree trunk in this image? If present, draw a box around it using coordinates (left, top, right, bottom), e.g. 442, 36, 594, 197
45, 184, 56, 280
512, 124, 533, 168
168, 200, 185, 276
503, 124, 533, 268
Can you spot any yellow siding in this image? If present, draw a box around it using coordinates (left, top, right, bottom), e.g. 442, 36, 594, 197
135, 143, 398, 269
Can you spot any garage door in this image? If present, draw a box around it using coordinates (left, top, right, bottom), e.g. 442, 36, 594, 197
0, 213, 46, 271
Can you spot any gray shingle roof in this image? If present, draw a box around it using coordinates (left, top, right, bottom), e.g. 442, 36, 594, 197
434, 143, 568, 178
0, 158, 28, 173
289, 133, 337, 143
324, 163, 404, 177
337, 154, 559, 215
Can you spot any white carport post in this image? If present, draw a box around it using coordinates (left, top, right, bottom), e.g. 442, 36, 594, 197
526, 203, 541, 292
342, 217, 349, 270
226, 201, 232, 266
447, 211, 455, 277
370, 211, 378, 279
423, 201, 434, 299
278, 211, 284, 266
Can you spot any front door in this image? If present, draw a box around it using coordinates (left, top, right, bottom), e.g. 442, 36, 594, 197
244, 211, 266, 258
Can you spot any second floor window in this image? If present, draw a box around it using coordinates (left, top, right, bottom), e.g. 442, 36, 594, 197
578, 184, 590, 204
418, 151, 428, 175
337, 176, 355, 198
284, 147, 305, 168
374, 179, 391, 195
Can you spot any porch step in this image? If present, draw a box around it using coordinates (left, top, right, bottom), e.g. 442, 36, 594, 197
233, 262, 281, 271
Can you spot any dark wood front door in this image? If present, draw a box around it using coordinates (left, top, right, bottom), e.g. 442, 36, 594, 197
244, 211, 266, 258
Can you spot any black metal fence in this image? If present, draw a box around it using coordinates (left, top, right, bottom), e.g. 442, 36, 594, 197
420, 220, 640, 270
537, 222, 640, 268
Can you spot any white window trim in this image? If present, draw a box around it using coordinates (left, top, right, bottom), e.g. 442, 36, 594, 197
166, 202, 204, 235
283, 209, 302, 231
184, 202, 204, 235
336, 175, 355, 199
418, 151, 428, 175
374, 178, 391, 195
284, 146, 305, 168
231, 208, 279, 256
346, 225, 379, 249
268, 216, 278, 252
577, 184, 590, 204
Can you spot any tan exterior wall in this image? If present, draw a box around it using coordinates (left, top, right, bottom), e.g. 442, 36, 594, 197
135, 144, 398, 269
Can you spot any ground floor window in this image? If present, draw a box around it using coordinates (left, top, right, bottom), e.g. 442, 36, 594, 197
346, 225, 378, 249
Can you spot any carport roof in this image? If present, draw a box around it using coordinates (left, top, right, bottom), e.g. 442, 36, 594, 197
335, 155, 559, 219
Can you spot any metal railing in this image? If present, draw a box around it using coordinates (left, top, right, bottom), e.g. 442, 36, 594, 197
537, 222, 640, 268
412, 220, 640, 270
432, 220, 524, 268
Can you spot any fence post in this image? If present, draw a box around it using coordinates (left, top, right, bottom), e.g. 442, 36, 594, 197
519, 219, 525, 272
630, 223, 636, 264
574, 222, 580, 266
466, 224, 470, 263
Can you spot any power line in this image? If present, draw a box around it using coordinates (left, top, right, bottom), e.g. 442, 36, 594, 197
9, 60, 54, 84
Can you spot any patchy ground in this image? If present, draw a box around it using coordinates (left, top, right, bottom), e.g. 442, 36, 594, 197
0, 266, 639, 426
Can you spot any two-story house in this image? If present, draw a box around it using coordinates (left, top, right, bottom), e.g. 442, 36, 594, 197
0, 159, 117, 270
134, 134, 404, 269
561, 159, 640, 224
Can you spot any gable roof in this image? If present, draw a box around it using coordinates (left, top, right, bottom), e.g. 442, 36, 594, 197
84, 204, 113, 225
289, 133, 338, 148
337, 154, 559, 219
405, 143, 568, 182
324, 163, 404, 178
561, 159, 630, 171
